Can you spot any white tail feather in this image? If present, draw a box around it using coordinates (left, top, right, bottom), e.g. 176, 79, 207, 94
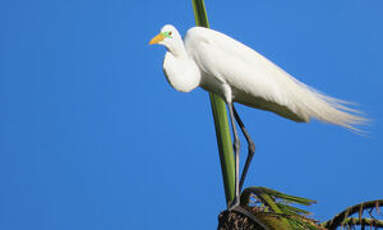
288, 77, 368, 132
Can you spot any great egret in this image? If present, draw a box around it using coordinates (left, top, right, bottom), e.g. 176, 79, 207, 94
149, 24, 366, 209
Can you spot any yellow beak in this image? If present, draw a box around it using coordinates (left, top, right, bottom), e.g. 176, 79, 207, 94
149, 33, 165, 45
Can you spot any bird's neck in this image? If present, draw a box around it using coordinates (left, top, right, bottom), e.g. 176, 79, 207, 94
166, 40, 188, 58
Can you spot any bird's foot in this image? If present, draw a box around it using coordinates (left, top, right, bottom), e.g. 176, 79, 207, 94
228, 197, 240, 211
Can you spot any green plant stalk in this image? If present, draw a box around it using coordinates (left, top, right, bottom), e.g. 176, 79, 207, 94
191, 0, 235, 207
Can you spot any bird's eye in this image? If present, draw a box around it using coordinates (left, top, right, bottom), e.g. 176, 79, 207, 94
168, 31, 172, 36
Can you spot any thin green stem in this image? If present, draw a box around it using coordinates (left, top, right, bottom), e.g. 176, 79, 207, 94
191, 0, 235, 207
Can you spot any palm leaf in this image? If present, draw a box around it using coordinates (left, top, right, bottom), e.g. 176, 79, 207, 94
241, 186, 320, 230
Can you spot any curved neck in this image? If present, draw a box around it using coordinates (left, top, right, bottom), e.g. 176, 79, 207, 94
164, 39, 188, 58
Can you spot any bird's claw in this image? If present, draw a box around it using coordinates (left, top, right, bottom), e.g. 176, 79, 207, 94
228, 197, 240, 211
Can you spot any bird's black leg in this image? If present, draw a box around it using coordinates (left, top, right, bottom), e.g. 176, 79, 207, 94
226, 104, 262, 227
233, 106, 256, 191
227, 102, 241, 210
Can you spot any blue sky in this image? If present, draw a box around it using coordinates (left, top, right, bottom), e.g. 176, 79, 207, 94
0, 0, 382, 229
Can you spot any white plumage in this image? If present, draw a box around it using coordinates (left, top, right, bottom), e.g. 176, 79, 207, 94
150, 24, 367, 209
151, 24, 366, 130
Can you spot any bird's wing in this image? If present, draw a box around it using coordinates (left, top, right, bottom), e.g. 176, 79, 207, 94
186, 27, 289, 103
185, 27, 366, 130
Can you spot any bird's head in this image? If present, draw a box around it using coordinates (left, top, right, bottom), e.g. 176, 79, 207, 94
149, 25, 180, 49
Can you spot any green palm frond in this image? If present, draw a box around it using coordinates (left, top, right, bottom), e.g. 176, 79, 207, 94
241, 186, 320, 230
242, 187, 316, 208
321, 199, 383, 229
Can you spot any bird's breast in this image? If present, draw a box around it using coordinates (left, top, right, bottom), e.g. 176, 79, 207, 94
162, 52, 201, 93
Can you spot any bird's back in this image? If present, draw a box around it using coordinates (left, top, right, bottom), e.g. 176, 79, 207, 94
184, 27, 366, 130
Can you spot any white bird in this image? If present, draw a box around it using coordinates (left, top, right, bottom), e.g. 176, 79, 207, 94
149, 24, 366, 209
